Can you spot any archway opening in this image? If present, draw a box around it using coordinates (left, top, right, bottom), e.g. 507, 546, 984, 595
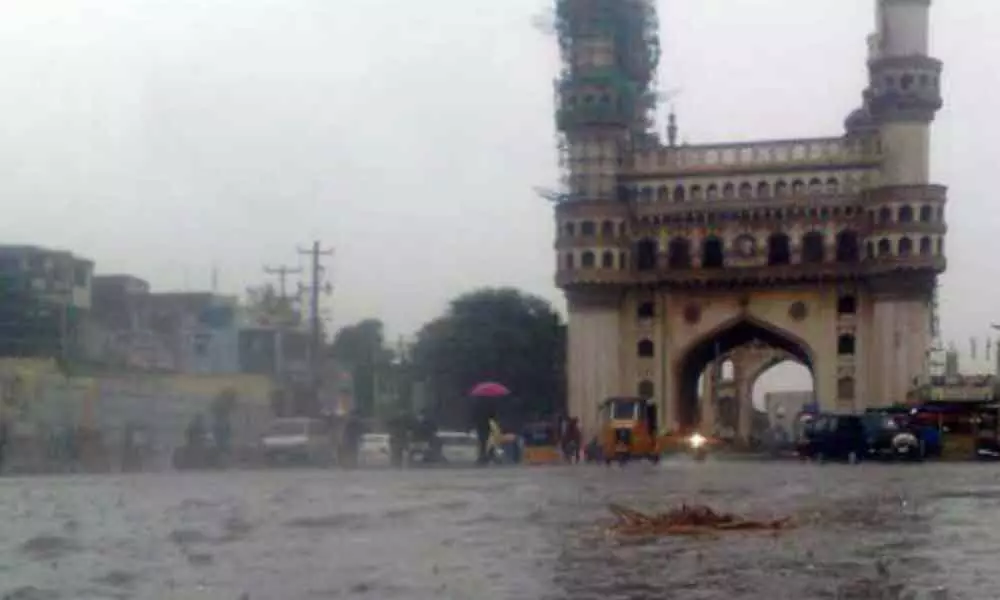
702, 236, 724, 269
678, 319, 814, 433
635, 239, 657, 271
767, 233, 791, 265
668, 238, 692, 269
751, 359, 815, 446
801, 232, 825, 264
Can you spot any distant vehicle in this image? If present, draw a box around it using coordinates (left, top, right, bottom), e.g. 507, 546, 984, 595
360, 433, 392, 467
797, 412, 922, 463
437, 431, 479, 465
261, 418, 334, 466
521, 422, 561, 465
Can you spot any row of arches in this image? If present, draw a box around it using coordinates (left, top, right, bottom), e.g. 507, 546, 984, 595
560, 199, 945, 242
622, 175, 852, 205
632, 231, 862, 271
562, 232, 943, 271
868, 204, 944, 225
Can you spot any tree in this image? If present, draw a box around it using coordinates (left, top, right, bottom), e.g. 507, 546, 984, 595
244, 284, 300, 327
410, 287, 566, 429
329, 319, 394, 417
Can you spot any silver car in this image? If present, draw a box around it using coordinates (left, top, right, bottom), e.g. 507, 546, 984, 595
260, 418, 334, 466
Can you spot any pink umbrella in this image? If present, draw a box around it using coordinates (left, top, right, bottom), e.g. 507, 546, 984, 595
468, 382, 511, 398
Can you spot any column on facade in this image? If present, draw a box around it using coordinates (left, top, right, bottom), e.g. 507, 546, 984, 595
700, 362, 717, 435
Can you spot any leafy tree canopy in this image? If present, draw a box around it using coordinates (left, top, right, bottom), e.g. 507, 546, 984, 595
411, 287, 566, 428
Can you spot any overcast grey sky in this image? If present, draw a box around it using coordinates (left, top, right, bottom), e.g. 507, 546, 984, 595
0, 0, 997, 381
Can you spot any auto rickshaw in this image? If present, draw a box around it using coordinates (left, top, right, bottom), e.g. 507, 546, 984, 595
599, 396, 661, 464
521, 421, 562, 465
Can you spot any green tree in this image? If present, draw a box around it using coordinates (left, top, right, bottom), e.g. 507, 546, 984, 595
411, 287, 566, 428
329, 319, 394, 417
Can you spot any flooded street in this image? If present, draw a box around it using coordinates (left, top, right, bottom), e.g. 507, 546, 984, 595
1, 460, 996, 599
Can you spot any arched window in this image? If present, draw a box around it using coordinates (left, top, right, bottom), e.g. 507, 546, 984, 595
837, 295, 857, 315
838, 334, 856, 356
835, 230, 860, 263
801, 232, 825, 264
638, 339, 655, 358
706, 184, 718, 201
657, 186, 669, 202
691, 185, 703, 201
638, 302, 655, 319
878, 207, 892, 224
564, 222, 576, 237
668, 238, 692, 269
635, 239, 658, 271
619, 252, 628, 269
601, 250, 615, 268
581, 251, 596, 268
838, 376, 856, 400
826, 178, 840, 195
638, 380, 655, 399
919, 236, 932, 255
919, 205, 932, 223
775, 180, 789, 197
722, 183, 736, 199
898, 205, 914, 223
581, 221, 596, 236
739, 182, 754, 199
898, 237, 913, 256
673, 185, 686, 202
866, 241, 875, 260
808, 178, 823, 194
702, 236, 724, 269
757, 181, 771, 198
767, 233, 791, 265
600, 221, 615, 237
792, 180, 805, 195
565, 253, 574, 269
877, 238, 892, 257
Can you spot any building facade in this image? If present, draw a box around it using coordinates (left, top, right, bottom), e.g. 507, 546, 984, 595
551, 0, 946, 439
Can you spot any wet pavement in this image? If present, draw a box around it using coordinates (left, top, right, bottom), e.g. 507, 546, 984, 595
0, 459, 995, 599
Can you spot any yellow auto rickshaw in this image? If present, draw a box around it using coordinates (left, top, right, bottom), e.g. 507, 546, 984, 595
599, 396, 661, 464
521, 421, 562, 465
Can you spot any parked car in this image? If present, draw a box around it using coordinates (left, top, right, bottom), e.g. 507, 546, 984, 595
437, 431, 480, 465
261, 418, 334, 466
797, 412, 923, 463
359, 433, 392, 467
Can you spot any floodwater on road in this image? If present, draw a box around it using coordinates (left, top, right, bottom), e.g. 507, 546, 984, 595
0, 459, 995, 599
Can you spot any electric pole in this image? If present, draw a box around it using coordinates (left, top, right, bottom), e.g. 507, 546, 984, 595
263, 264, 302, 301
298, 241, 334, 409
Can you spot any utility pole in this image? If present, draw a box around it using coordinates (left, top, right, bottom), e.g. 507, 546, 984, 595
298, 241, 335, 410
263, 264, 302, 301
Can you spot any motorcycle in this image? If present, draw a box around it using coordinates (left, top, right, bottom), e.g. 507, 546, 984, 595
688, 432, 708, 461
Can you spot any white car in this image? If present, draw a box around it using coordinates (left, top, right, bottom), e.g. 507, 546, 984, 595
360, 433, 392, 467
437, 431, 480, 465
261, 418, 334, 466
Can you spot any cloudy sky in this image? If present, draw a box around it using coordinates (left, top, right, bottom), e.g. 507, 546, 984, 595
1, 0, 997, 392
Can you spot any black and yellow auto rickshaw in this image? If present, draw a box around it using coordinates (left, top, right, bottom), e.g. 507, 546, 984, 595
599, 396, 661, 464
521, 421, 562, 465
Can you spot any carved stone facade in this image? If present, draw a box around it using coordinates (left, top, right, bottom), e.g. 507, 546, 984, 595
552, 0, 945, 440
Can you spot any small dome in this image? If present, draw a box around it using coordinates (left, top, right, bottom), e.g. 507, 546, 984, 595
844, 106, 875, 133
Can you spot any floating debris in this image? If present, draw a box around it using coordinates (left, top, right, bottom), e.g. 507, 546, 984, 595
606, 503, 792, 537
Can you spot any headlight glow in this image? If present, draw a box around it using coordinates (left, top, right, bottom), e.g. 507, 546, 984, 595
689, 433, 706, 449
